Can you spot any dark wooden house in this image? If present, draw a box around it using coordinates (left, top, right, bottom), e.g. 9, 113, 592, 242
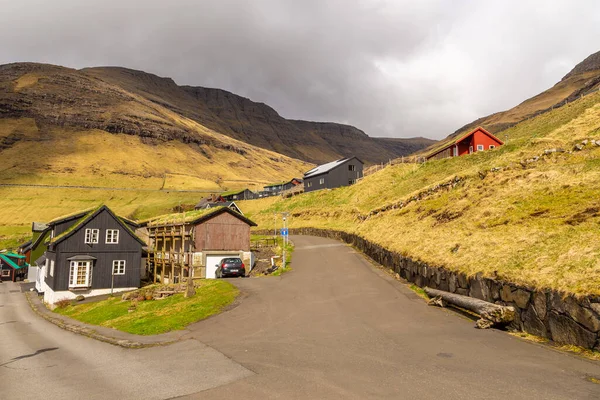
0, 252, 28, 282
221, 188, 256, 202
143, 207, 257, 282
303, 157, 364, 193
40, 205, 145, 305
261, 178, 303, 196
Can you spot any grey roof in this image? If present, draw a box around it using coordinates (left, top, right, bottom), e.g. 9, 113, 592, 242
304, 158, 352, 179
32, 222, 48, 232
67, 255, 97, 261
34, 255, 46, 266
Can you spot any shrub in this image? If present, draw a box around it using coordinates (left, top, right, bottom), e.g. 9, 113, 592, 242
55, 298, 72, 309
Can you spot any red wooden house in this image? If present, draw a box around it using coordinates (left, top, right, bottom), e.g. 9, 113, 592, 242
426, 127, 504, 161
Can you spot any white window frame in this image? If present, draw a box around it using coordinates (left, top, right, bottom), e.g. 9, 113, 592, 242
319, 178, 325, 185
69, 261, 92, 288
453, 146, 458, 157
85, 228, 99, 244
112, 260, 126, 275
1, 269, 10, 277
45, 258, 49, 278
105, 229, 119, 244
50, 260, 55, 277
469, 146, 474, 154
307, 181, 312, 188
348, 165, 356, 171
477, 144, 484, 152
489, 145, 496, 150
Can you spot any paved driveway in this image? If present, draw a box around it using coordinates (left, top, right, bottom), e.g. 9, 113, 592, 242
186, 235, 600, 399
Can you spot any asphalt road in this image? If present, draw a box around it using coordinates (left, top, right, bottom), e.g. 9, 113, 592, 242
0, 283, 252, 399
2, 235, 600, 399
186, 236, 600, 399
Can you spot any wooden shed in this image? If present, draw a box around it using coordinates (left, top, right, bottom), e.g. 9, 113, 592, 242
143, 207, 257, 283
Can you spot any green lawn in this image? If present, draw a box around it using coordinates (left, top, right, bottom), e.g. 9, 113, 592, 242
54, 280, 238, 335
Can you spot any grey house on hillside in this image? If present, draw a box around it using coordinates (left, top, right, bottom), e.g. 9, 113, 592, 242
40, 205, 145, 305
303, 157, 364, 192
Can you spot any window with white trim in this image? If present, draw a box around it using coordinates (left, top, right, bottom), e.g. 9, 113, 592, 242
489, 145, 496, 150
50, 260, 55, 276
105, 229, 119, 244
85, 229, 99, 244
453, 147, 458, 157
348, 165, 356, 171
477, 144, 484, 151
1, 269, 10, 277
112, 260, 126, 275
307, 181, 312, 188
69, 261, 92, 288
319, 178, 325, 185
45, 258, 49, 277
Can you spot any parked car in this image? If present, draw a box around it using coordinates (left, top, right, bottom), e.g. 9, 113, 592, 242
216, 257, 246, 278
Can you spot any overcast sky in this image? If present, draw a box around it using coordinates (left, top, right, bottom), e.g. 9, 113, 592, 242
1, 0, 599, 139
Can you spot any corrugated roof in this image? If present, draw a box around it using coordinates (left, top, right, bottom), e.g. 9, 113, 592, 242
304, 158, 349, 179
0, 253, 26, 270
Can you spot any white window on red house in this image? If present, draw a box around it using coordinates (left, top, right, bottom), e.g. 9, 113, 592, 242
477, 145, 484, 151
69, 261, 92, 288
106, 229, 119, 244
85, 229, 99, 244
112, 260, 126, 275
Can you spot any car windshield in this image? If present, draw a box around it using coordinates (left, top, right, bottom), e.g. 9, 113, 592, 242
222, 258, 241, 264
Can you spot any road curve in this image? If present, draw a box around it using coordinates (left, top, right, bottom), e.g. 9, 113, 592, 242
2, 235, 600, 399
185, 235, 600, 399
0, 284, 251, 400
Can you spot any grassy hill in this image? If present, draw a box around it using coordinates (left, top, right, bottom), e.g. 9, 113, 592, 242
420, 50, 600, 157
241, 91, 600, 295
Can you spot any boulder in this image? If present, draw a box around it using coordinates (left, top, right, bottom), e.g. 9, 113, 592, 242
75, 295, 85, 302
500, 284, 514, 303
513, 289, 531, 309
522, 304, 549, 338
448, 274, 457, 293
457, 273, 469, 289
532, 292, 547, 320
548, 312, 596, 349
563, 297, 600, 332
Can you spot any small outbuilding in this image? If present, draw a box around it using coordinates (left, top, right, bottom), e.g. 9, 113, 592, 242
303, 157, 363, 193
426, 126, 504, 161
0, 252, 28, 282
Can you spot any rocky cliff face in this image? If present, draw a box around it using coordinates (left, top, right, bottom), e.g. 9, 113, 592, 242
81, 66, 434, 164
563, 50, 600, 80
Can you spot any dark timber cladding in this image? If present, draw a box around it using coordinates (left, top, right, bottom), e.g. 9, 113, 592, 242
46, 206, 145, 292
303, 157, 364, 192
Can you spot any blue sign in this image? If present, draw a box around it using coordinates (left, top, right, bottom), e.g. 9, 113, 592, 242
280, 228, 288, 236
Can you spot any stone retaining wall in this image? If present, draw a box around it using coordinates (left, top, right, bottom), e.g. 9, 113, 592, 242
272, 227, 600, 350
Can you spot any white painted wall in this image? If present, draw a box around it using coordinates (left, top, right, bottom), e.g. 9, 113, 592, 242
43, 286, 137, 306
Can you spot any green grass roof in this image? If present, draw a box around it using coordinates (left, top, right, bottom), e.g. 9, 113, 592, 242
146, 207, 225, 226
221, 189, 247, 197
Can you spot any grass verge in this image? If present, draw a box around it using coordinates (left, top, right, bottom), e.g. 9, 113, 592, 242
54, 280, 238, 335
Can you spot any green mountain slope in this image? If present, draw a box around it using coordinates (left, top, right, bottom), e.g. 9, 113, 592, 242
242, 92, 600, 295
421, 50, 600, 157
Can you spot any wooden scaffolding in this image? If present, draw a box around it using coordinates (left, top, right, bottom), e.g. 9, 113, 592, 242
146, 221, 196, 284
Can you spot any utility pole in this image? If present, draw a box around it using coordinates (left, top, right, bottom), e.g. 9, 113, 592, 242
281, 212, 290, 268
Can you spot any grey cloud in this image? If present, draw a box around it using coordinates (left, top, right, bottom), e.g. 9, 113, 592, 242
1, 0, 599, 139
